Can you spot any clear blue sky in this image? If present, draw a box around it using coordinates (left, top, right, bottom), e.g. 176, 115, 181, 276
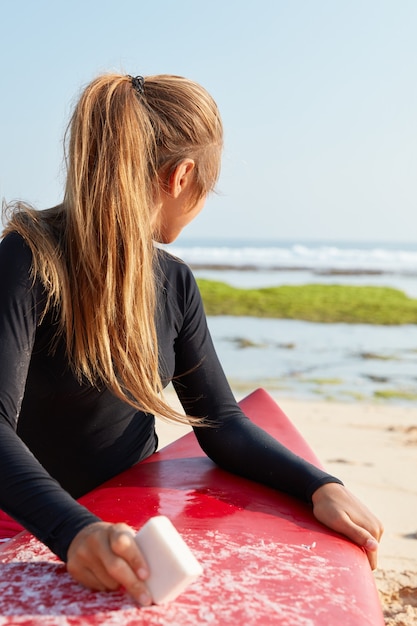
1, 0, 416, 242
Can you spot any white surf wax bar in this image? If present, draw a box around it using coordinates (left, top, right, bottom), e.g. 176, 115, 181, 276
135, 515, 203, 604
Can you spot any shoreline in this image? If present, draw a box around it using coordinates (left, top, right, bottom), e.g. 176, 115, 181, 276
204, 316, 417, 407
190, 262, 417, 279
156, 387, 417, 626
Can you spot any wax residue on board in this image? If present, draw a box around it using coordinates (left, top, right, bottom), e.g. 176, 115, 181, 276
0, 531, 373, 626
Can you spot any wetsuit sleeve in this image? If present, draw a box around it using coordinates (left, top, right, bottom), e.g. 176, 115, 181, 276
0, 233, 100, 561
171, 266, 343, 503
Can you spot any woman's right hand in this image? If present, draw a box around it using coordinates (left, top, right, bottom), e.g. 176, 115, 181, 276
66, 521, 152, 605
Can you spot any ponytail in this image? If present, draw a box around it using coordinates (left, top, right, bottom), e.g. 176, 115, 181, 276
3, 72, 223, 424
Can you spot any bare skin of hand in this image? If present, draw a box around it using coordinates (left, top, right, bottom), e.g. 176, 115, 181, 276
311, 482, 384, 570
66, 522, 152, 605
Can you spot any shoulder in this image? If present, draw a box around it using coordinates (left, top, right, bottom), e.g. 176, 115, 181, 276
0, 231, 34, 281
156, 247, 197, 287
155, 247, 202, 313
0, 232, 48, 326
1, 230, 32, 254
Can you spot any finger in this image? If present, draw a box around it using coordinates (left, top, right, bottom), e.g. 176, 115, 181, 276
103, 528, 152, 605
109, 525, 149, 580
363, 538, 379, 570
102, 556, 152, 605
67, 540, 123, 592
326, 511, 380, 570
324, 508, 374, 546
343, 498, 384, 543
77, 566, 112, 592
81, 541, 152, 605
67, 523, 152, 604
313, 484, 384, 542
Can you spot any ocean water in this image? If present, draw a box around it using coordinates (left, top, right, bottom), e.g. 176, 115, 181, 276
169, 238, 417, 272
167, 238, 417, 295
163, 238, 417, 404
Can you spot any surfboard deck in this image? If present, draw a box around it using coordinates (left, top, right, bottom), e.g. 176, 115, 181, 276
0, 388, 384, 625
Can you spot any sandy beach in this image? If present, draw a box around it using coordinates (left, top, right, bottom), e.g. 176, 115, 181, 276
156, 387, 417, 626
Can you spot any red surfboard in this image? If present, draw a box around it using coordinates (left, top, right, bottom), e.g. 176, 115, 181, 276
0, 388, 384, 625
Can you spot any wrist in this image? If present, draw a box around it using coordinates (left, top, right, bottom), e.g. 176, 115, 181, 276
311, 480, 345, 506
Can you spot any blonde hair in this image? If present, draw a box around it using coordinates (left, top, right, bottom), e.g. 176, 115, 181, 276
3, 73, 223, 424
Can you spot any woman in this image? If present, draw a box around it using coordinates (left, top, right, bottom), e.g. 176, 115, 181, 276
0, 73, 382, 606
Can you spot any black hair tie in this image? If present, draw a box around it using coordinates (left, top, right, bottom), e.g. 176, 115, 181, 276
128, 75, 145, 96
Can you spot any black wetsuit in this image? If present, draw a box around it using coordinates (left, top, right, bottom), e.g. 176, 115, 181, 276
0, 232, 342, 561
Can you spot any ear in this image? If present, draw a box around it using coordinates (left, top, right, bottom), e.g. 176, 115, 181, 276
168, 159, 195, 198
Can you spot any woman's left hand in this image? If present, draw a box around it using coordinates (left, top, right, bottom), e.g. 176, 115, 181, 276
311, 482, 384, 570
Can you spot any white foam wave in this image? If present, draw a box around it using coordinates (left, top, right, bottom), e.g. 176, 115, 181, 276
166, 242, 417, 273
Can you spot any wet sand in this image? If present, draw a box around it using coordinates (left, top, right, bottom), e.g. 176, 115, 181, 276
156, 388, 417, 626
